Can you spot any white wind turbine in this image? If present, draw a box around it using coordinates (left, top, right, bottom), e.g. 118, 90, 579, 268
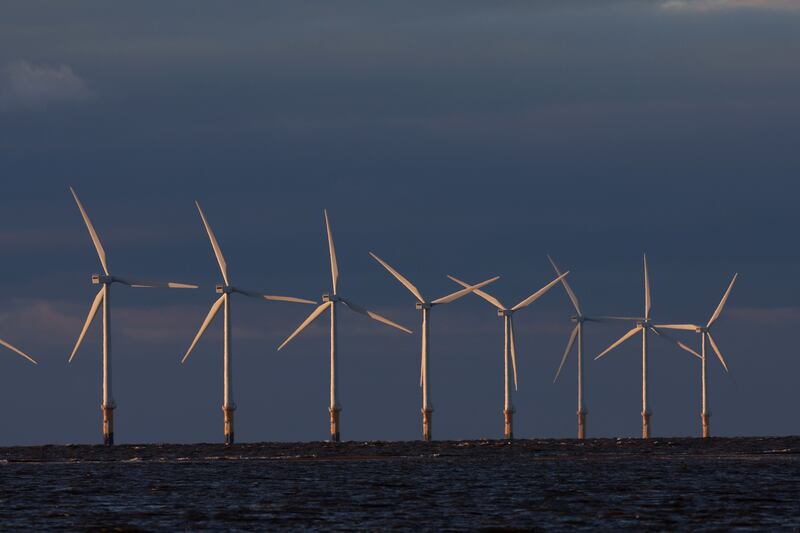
69, 187, 197, 446
278, 210, 413, 442
369, 252, 499, 441
655, 273, 737, 438
547, 255, 606, 439
594, 254, 700, 439
448, 271, 568, 440
182, 201, 316, 445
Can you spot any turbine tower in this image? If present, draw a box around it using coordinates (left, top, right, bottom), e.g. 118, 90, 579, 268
369, 252, 499, 441
69, 187, 197, 446
182, 201, 316, 445
278, 210, 412, 442
594, 254, 699, 439
656, 273, 737, 438
448, 271, 568, 440
547, 255, 607, 439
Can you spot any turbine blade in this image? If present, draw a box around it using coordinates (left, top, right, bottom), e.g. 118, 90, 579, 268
650, 326, 701, 358
0, 337, 37, 365
431, 276, 500, 305
115, 277, 198, 289
69, 288, 104, 362
652, 324, 700, 331
70, 187, 109, 275
369, 252, 424, 303
706, 331, 730, 372
643, 253, 651, 320
278, 301, 332, 351
595, 326, 641, 360
195, 201, 229, 286
324, 209, 339, 294
509, 317, 518, 390
341, 298, 413, 334
181, 295, 224, 363
554, 324, 579, 383
708, 273, 738, 328
447, 275, 505, 310
548, 255, 582, 316
511, 271, 570, 312
233, 288, 316, 304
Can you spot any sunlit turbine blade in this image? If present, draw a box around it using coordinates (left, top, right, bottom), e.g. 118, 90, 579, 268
195, 201, 229, 286
554, 324, 579, 383
547, 255, 582, 316
707, 273, 738, 328
509, 317, 518, 390
652, 324, 700, 331
233, 288, 315, 304
341, 298, 413, 334
431, 276, 500, 305
643, 253, 651, 320
0, 337, 37, 365
70, 187, 109, 276
447, 275, 505, 310
706, 331, 730, 372
181, 295, 224, 363
278, 301, 332, 351
595, 326, 641, 360
324, 209, 339, 294
369, 252, 425, 303
650, 326, 701, 358
69, 288, 104, 362
115, 277, 198, 289
511, 271, 570, 312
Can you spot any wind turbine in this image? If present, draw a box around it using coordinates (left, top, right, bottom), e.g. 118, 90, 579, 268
448, 271, 568, 440
69, 187, 197, 446
182, 201, 316, 445
547, 255, 607, 439
369, 252, 499, 441
655, 273, 737, 438
594, 254, 700, 439
278, 210, 413, 442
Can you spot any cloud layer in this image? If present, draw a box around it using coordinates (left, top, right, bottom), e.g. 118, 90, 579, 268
661, 0, 800, 11
0, 61, 91, 110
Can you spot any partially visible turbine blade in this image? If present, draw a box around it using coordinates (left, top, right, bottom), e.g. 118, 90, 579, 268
0, 337, 37, 365
447, 275, 505, 310
369, 252, 425, 303
643, 253, 651, 320
233, 288, 315, 304
69, 288, 104, 362
511, 271, 570, 312
653, 324, 700, 331
596, 326, 641, 360
182, 295, 224, 363
554, 324, 579, 383
509, 317, 518, 391
650, 326, 701, 358
115, 278, 198, 289
195, 201, 229, 286
70, 187, 109, 275
278, 301, 332, 351
548, 255, 582, 316
324, 209, 339, 294
706, 331, 730, 372
432, 276, 500, 305
707, 273, 738, 328
341, 298, 413, 334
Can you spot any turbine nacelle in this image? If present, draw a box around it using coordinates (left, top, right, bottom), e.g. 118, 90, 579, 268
216, 284, 234, 294
322, 293, 341, 303
497, 309, 513, 317
92, 274, 114, 285
415, 302, 432, 310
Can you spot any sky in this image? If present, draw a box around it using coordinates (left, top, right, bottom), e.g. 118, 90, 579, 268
0, 0, 799, 445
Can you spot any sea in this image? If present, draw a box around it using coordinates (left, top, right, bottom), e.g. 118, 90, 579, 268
1, 437, 798, 531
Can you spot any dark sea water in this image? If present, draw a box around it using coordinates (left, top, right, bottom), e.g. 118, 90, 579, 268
1, 437, 798, 531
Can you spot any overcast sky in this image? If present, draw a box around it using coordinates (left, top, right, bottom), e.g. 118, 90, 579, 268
1, 0, 799, 445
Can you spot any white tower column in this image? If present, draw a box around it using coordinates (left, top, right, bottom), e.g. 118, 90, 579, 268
642, 326, 651, 439
421, 306, 432, 441
102, 283, 115, 446
330, 301, 341, 442
577, 321, 586, 440
503, 314, 514, 440
701, 332, 710, 438
223, 292, 235, 445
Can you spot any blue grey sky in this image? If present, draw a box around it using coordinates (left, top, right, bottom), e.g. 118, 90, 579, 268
1, 0, 799, 444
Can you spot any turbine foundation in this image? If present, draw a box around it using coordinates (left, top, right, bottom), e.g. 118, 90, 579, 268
577, 410, 587, 440
329, 407, 341, 442
422, 408, 433, 442
102, 404, 115, 446
223, 405, 235, 445
503, 409, 514, 440
702, 412, 711, 438
642, 411, 651, 439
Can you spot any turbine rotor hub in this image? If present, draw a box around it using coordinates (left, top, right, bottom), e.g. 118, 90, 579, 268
323, 293, 340, 303
92, 274, 113, 285
497, 309, 513, 317
415, 302, 432, 310
216, 284, 233, 294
